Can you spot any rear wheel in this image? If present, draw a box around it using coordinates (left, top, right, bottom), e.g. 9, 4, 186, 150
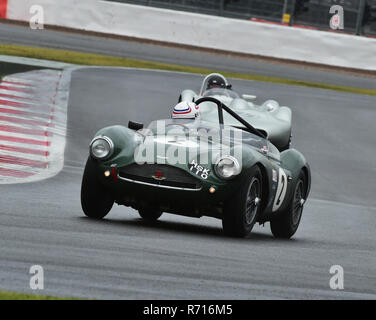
270, 171, 306, 239
81, 157, 114, 219
222, 166, 262, 237
138, 208, 163, 222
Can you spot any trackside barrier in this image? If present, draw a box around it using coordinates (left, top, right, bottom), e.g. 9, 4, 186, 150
2, 0, 376, 71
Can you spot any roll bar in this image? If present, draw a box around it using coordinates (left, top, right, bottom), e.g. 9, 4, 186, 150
195, 97, 267, 139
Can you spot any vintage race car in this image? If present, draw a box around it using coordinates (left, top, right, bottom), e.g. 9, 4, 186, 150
179, 73, 292, 151
81, 97, 311, 239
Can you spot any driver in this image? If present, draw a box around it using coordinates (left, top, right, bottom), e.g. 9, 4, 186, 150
206, 75, 227, 90
171, 101, 199, 119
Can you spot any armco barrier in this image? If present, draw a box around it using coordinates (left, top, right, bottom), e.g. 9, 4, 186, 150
3, 0, 376, 71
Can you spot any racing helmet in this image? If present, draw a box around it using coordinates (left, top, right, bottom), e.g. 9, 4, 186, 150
171, 101, 199, 119
206, 75, 226, 90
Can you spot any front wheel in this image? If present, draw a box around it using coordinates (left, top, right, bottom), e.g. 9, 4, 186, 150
222, 166, 263, 237
81, 157, 114, 219
270, 171, 307, 239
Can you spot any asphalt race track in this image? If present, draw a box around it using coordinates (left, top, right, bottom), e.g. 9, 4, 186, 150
0, 65, 375, 299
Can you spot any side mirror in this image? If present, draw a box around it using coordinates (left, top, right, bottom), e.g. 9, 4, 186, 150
128, 121, 144, 131
242, 94, 257, 101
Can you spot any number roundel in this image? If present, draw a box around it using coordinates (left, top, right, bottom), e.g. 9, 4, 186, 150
272, 168, 288, 212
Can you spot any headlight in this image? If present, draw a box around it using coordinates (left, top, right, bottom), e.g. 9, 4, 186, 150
90, 136, 114, 160
215, 156, 241, 179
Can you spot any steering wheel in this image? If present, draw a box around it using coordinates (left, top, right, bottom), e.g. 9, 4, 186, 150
195, 97, 267, 139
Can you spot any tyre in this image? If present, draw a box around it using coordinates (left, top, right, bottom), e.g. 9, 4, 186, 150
222, 166, 263, 237
270, 171, 307, 239
81, 157, 114, 219
138, 208, 163, 222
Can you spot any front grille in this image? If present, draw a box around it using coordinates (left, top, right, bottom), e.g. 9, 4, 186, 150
118, 164, 202, 190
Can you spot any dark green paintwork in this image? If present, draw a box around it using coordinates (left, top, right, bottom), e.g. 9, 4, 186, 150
88, 122, 311, 222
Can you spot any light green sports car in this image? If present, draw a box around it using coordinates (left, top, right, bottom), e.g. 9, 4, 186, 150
178, 73, 292, 151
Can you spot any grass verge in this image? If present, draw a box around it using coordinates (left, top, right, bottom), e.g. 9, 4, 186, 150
0, 289, 76, 300
1, 44, 375, 96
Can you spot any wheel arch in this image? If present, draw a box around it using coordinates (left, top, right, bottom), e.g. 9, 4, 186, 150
301, 164, 311, 200
278, 149, 311, 211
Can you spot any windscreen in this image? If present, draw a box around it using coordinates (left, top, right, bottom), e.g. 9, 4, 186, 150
140, 119, 265, 150
202, 88, 239, 99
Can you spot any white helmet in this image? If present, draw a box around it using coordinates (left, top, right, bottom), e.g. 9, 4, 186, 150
171, 101, 199, 119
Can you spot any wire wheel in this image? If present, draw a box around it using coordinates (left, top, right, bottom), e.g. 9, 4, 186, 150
292, 180, 304, 226
245, 177, 261, 226
222, 165, 263, 237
